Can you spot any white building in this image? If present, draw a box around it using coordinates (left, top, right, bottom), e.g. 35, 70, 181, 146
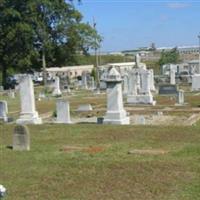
46, 65, 94, 78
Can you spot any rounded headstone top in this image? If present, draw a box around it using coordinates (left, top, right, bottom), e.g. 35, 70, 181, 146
105, 67, 122, 82
14, 124, 29, 135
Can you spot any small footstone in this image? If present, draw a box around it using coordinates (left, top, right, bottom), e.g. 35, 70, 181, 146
77, 104, 93, 112
13, 125, 30, 151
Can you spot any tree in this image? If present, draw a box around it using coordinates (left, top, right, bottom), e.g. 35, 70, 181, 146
0, 0, 101, 88
158, 47, 181, 66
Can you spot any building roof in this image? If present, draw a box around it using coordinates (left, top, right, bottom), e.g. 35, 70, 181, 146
46, 65, 94, 72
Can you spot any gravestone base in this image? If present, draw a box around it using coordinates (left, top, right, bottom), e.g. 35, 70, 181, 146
175, 103, 187, 106
55, 120, 72, 124
127, 94, 156, 105
0, 116, 8, 122
16, 112, 42, 125
77, 104, 93, 112
103, 110, 130, 125
52, 89, 62, 97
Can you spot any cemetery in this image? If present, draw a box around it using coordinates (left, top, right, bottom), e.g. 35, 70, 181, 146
0, 1, 200, 200
1, 56, 200, 199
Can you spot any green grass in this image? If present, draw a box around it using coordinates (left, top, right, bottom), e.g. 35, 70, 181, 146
1, 124, 200, 200
1, 87, 200, 199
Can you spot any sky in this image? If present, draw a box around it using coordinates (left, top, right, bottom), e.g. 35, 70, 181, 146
75, 0, 200, 52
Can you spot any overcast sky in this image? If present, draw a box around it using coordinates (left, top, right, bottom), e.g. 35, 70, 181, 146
76, 0, 200, 52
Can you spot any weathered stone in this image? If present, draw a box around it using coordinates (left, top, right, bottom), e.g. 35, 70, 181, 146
77, 104, 93, 112
123, 74, 129, 95
159, 84, 178, 95
103, 67, 130, 125
16, 75, 42, 124
0, 101, 8, 122
8, 90, 15, 98
56, 99, 72, 124
0, 86, 4, 92
135, 115, 146, 125
81, 72, 88, 89
192, 74, 200, 91
127, 69, 156, 105
177, 90, 184, 105
52, 76, 62, 96
13, 125, 30, 151
149, 69, 156, 91
170, 69, 176, 85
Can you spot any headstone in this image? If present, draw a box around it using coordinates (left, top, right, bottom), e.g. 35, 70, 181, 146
149, 69, 156, 91
128, 71, 137, 96
56, 99, 72, 124
127, 69, 156, 105
97, 117, 104, 124
81, 72, 88, 89
135, 54, 141, 67
52, 76, 62, 96
123, 74, 129, 95
0, 86, 4, 92
90, 76, 96, 90
135, 115, 146, 125
177, 90, 184, 105
13, 125, 30, 151
159, 84, 178, 95
0, 101, 8, 122
192, 74, 200, 91
103, 67, 130, 125
38, 92, 46, 99
77, 104, 93, 112
157, 111, 163, 116
8, 90, 15, 98
170, 69, 176, 85
16, 75, 42, 124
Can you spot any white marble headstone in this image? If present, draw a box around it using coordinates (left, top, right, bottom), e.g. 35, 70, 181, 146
104, 67, 130, 125
56, 99, 71, 124
0, 100, 8, 122
16, 75, 42, 124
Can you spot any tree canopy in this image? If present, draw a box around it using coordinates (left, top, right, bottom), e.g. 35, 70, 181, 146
0, 0, 102, 87
158, 47, 181, 66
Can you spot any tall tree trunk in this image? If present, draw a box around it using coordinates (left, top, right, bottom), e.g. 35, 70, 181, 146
42, 48, 47, 86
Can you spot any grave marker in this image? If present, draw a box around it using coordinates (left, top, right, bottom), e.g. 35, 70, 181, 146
13, 125, 30, 151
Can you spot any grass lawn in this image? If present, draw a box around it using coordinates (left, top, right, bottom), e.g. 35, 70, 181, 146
1, 124, 200, 200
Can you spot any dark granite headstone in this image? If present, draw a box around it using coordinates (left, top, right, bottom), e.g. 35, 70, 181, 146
159, 84, 178, 95
13, 125, 30, 151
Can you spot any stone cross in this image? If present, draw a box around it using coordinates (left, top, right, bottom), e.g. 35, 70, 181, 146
0, 101, 8, 122
16, 75, 42, 124
52, 76, 62, 96
56, 99, 71, 124
103, 67, 130, 125
13, 125, 30, 151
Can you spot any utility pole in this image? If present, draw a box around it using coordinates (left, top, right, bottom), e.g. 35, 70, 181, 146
93, 17, 100, 90
198, 33, 200, 74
